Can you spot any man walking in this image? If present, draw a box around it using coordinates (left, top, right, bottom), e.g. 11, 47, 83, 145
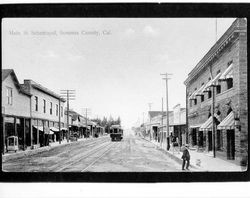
181, 144, 190, 170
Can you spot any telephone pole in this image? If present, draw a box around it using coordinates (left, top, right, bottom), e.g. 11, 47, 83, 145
161, 73, 172, 151
148, 102, 153, 140
82, 108, 91, 137
161, 98, 164, 147
60, 90, 76, 143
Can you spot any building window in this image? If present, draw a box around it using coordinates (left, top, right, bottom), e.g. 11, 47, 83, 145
227, 60, 233, 66
194, 99, 197, 105
50, 102, 53, 115
43, 99, 46, 113
227, 78, 233, 89
200, 83, 204, 102
216, 85, 221, 94
201, 95, 204, 102
35, 96, 38, 111
6, 87, 13, 105
56, 104, 58, 116
61, 106, 63, 117
208, 91, 212, 99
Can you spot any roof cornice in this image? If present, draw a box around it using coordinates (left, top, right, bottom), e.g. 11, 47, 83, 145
184, 18, 246, 86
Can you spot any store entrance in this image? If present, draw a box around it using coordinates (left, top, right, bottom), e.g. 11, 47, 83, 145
227, 130, 235, 160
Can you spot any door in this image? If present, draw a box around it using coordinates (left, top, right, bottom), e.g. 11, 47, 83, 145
227, 130, 235, 160
192, 128, 197, 146
198, 131, 203, 147
208, 131, 212, 151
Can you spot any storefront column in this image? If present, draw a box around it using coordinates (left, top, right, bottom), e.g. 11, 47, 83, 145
23, 118, 26, 150
30, 119, 33, 147
2, 116, 5, 154
205, 130, 209, 152
43, 120, 45, 146
14, 117, 17, 136
37, 119, 39, 146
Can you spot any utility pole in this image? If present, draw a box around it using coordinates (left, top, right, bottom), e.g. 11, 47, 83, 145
148, 102, 153, 140
60, 90, 75, 143
161, 98, 164, 148
59, 98, 61, 144
82, 108, 91, 137
161, 73, 172, 151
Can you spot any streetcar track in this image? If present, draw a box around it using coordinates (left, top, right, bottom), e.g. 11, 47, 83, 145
81, 142, 119, 172
3, 137, 109, 164
2, 137, 110, 172
53, 141, 114, 172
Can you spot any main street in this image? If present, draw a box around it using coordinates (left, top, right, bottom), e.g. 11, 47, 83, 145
2, 131, 185, 172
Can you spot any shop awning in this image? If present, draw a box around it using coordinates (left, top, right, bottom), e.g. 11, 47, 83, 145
194, 84, 206, 96
188, 89, 199, 100
200, 117, 213, 131
50, 127, 59, 132
189, 124, 202, 128
46, 130, 54, 135
33, 126, 44, 131
219, 63, 233, 81
204, 72, 221, 92
217, 112, 234, 130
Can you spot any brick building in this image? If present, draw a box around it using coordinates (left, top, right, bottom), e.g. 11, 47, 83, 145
2, 69, 32, 153
21, 80, 65, 147
184, 18, 247, 165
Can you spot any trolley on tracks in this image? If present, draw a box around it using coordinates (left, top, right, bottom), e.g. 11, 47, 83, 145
110, 125, 123, 141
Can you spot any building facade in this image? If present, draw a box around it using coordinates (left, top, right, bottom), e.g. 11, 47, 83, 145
2, 69, 32, 153
184, 18, 247, 164
21, 80, 65, 147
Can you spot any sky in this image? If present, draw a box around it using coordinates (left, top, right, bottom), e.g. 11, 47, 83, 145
2, 18, 236, 129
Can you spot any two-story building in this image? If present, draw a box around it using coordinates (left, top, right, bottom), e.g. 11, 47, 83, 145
184, 18, 247, 165
21, 80, 66, 147
2, 69, 32, 153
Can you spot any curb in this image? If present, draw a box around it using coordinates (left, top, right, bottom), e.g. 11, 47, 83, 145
140, 136, 203, 171
2, 136, 108, 162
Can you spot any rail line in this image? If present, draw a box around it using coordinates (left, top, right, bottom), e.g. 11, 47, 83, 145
81, 142, 119, 172
53, 140, 116, 172
4, 136, 109, 165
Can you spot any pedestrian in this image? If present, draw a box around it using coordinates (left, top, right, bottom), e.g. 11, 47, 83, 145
181, 144, 190, 170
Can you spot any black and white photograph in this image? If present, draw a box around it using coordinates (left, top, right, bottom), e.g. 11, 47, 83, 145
0, 4, 249, 191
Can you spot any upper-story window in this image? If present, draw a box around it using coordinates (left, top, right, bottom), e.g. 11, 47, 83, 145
6, 87, 13, 105
194, 99, 197, 105
43, 99, 46, 113
208, 90, 212, 99
200, 83, 204, 102
227, 60, 233, 66
61, 106, 63, 117
35, 96, 38, 111
216, 70, 221, 94
50, 102, 53, 115
56, 104, 59, 116
227, 78, 233, 89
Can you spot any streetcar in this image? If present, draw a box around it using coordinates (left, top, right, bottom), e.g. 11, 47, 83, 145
110, 125, 123, 141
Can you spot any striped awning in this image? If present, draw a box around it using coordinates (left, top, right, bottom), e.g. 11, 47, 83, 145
217, 112, 234, 130
204, 72, 221, 92
200, 117, 213, 131
194, 84, 206, 96
189, 89, 199, 100
219, 63, 233, 81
